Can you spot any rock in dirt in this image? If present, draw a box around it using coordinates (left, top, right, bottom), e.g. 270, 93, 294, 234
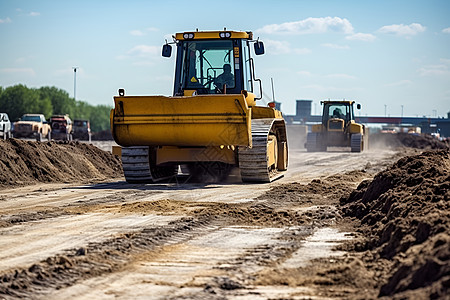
341, 149, 449, 298
0, 139, 123, 187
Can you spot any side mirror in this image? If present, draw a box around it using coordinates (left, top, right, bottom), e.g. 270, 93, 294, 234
357, 104, 361, 110
162, 44, 172, 58
254, 41, 265, 55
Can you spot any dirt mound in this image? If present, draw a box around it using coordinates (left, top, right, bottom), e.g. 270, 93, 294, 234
0, 139, 123, 187
371, 132, 449, 150
341, 149, 450, 298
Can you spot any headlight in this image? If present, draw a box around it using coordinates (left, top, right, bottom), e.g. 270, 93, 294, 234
219, 32, 231, 39
183, 33, 194, 39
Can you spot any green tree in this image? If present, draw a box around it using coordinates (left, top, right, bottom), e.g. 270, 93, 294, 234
39, 86, 76, 116
0, 84, 112, 132
87, 104, 111, 132
0, 84, 51, 121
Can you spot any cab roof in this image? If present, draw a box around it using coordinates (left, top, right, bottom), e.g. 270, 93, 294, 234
175, 30, 252, 41
321, 100, 355, 105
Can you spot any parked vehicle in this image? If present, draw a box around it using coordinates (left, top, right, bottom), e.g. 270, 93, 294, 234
49, 115, 73, 140
0, 113, 12, 140
13, 114, 51, 141
72, 119, 91, 142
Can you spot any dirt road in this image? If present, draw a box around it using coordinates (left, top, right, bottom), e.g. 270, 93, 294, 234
0, 145, 405, 299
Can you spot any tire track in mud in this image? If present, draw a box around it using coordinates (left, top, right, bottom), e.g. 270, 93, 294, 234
0, 189, 162, 229
0, 169, 364, 299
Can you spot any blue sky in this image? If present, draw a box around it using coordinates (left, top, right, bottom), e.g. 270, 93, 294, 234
1, 0, 449, 117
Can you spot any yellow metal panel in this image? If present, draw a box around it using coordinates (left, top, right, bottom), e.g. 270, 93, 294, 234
267, 135, 277, 167
183, 90, 197, 96
311, 124, 323, 133
321, 100, 355, 105
349, 122, 363, 134
252, 106, 283, 119
111, 94, 251, 147
242, 91, 256, 107
175, 31, 250, 40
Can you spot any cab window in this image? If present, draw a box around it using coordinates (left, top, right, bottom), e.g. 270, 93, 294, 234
180, 40, 235, 93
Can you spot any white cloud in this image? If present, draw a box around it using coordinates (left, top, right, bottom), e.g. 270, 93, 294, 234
127, 45, 160, 57
0, 17, 12, 23
293, 48, 312, 55
378, 23, 426, 37
322, 43, 350, 50
345, 33, 376, 42
418, 64, 449, 76
442, 27, 450, 34
297, 71, 312, 76
264, 39, 311, 55
29, 12, 40, 17
325, 73, 356, 80
256, 17, 354, 35
0, 68, 35, 76
130, 30, 145, 36
384, 80, 413, 87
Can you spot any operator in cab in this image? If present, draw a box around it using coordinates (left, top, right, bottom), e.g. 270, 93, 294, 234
214, 64, 234, 89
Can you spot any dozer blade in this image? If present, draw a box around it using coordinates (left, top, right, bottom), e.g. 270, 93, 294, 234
111, 94, 252, 147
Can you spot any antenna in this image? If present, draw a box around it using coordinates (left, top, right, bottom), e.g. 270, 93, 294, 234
271, 78, 275, 102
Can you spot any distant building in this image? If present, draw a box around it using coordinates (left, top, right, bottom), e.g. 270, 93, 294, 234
296, 100, 312, 118
274, 101, 281, 111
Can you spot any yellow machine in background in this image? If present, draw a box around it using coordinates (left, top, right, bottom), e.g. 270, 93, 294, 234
305, 100, 368, 152
110, 30, 288, 183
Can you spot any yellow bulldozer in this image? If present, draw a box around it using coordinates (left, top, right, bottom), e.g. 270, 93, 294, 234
305, 100, 368, 152
110, 30, 288, 183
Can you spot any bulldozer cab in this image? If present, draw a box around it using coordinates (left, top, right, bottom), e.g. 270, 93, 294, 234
323, 102, 354, 122
163, 31, 263, 96
321, 101, 356, 130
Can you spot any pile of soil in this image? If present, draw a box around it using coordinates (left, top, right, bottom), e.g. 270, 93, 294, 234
341, 149, 449, 298
0, 139, 123, 187
371, 132, 449, 150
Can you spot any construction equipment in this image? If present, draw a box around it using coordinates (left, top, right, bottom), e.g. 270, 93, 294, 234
305, 100, 368, 152
110, 30, 288, 183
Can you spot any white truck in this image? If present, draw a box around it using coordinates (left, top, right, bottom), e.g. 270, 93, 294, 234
0, 113, 12, 140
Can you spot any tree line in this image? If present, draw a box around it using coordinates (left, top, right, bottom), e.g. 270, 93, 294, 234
0, 84, 111, 132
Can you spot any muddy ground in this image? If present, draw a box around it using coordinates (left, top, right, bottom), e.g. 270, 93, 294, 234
0, 133, 448, 299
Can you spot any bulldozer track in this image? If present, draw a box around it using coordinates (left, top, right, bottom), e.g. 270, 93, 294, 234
238, 118, 286, 183
351, 133, 363, 152
122, 146, 177, 183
